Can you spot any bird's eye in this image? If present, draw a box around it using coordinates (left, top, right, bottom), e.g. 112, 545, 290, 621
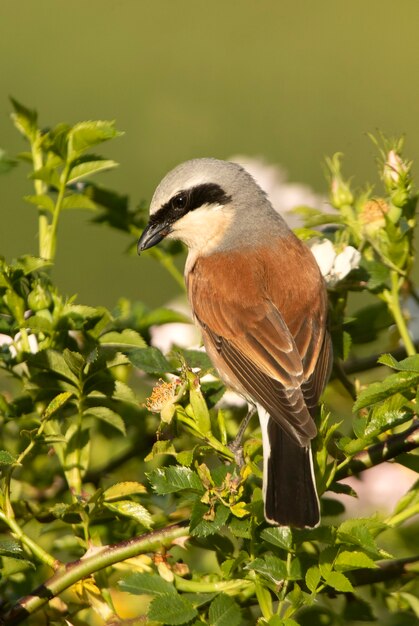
172, 194, 187, 210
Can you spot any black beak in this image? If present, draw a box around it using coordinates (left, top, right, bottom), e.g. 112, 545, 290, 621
137, 221, 170, 254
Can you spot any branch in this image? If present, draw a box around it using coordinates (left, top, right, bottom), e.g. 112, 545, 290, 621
0, 523, 189, 626
335, 420, 419, 481
349, 555, 419, 586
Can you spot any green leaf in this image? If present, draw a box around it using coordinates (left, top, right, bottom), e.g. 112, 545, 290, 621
208, 593, 242, 626
364, 407, 410, 439
103, 481, 147, 501
100, 329, 146, 349
398, 592, 419, 618
148, 593, 198, 625
177, 349, 213, 370
148, 466, 203, 496
84, 406, 126, 435
337, 519, 384, 556
362, 259, 390, 291
334, 550, 377, 571
353, 370, 419, 411
260, 526, 293, 551
229, 517, 251, 539
4, 289, 25, 324
43, 391, 73, 419
63, 348, 85, 375
0, 538, 25, 559
69, 121, 122, 157
127, 347, 173, 373
0, 450, 17, 466
10, 98, 38, 140
0, 148, 17, 175
24, 194, 55, 213
378, 353, 419, 373
190, 501, 230, 537
144, 439, 177, 462
14, 255, 52, 274
176, 448, 195, 466
140, 307, 191, 327
29, 350, 79, 386
61, 193, 98, 211
119, 572, 176, 596
318, 546, 338, 578
324, 571, 354, 592
305, 566, 321, 593
103, 500, 153, 528
182, 592, 217, 609
187, 372, 211, 434
30, 166, 61, 189
247, 555, 287, 583
67, 159, 119, 184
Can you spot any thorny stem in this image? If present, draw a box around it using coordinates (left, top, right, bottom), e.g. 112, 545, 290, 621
1, 523, 189, 625
174, 575, 251, 595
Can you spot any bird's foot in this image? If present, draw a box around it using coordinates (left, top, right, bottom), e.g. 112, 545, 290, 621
228, 437, 245, 467
228, 405, 257, 467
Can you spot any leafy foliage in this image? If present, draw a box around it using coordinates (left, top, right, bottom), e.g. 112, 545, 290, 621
0, 103, 418, 625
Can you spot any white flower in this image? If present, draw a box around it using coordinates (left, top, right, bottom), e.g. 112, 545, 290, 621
309, 239, 336, 277
333, 246, 362, 281
310, 239, 361, 286
0, 332, 38, 358
230, 155, 328, 228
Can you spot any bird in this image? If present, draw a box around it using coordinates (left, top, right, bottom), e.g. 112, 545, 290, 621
137, 158, 332, 528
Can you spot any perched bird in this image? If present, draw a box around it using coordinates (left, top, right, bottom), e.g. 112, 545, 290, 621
137, 158, 332, 528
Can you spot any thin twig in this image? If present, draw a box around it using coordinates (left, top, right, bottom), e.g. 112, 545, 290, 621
349, 555, 419, 586
335, 420, 419, 481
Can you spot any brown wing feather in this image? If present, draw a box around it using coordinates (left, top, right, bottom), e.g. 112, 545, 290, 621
187, 233, 331, 445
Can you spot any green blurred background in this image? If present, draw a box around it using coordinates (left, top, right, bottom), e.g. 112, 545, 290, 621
1, 0, 419, 309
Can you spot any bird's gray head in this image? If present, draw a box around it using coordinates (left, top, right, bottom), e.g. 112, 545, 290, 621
137, 158, 281, 254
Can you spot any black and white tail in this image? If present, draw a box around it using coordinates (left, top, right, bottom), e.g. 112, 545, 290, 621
259, 407, 320, 528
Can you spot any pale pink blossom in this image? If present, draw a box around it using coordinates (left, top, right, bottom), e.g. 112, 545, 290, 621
333, 462, 417, 519
230, 155, 327, 228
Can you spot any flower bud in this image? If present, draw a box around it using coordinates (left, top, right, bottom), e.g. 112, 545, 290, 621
383, 149, 410, 197
330, 176, 354, 208
28, 283, 52, 311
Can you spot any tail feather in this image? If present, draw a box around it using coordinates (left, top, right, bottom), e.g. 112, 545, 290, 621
259, 409, 320, 528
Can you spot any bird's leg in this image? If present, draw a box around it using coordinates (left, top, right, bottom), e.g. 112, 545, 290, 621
229, 403, 257, 467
